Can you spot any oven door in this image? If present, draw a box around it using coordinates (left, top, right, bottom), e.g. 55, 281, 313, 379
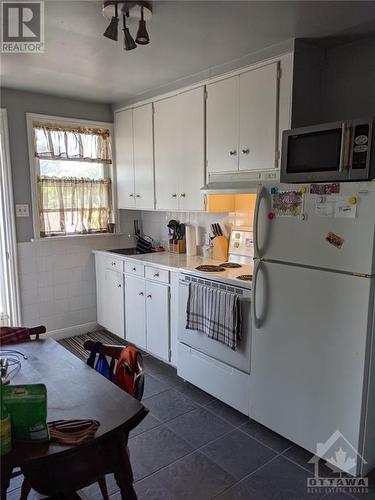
178, 276, 251, 373
281, 121, 350, 183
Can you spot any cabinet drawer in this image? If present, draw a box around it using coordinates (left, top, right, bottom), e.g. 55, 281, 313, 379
105, 256, 124, 272
145, 266, 170, 284
125, 261, 145, 277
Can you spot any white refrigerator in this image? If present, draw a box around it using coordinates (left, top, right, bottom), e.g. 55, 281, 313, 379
250, 181, 375, 476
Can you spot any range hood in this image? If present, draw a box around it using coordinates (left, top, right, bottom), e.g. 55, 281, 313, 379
201, 170, 279, 194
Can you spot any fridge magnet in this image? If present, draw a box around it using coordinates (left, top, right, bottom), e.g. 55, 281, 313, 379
310, 183, 340, 195
326, 231, 344, 249
272, 190, 304, 217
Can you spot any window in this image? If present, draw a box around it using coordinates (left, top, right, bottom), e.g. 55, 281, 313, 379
30, 118, 114, 238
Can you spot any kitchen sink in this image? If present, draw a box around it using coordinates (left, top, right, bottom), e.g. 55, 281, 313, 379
107, 247, 139, 255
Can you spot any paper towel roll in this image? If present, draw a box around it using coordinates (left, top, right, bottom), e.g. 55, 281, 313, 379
185, 224, 197, 256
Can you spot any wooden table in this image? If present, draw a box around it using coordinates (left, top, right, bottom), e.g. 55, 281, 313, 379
0, 338, 148, 499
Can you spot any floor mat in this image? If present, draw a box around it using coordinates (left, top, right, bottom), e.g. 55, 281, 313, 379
58, 329, 126, 361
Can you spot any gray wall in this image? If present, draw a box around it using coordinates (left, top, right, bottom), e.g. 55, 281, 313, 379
292, 37, 375, 127
1, 88, 113, 242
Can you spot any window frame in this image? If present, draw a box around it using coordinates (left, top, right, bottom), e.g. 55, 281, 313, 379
26, 113, 117, 240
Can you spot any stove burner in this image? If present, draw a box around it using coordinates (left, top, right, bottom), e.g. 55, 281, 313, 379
195, 265, 225, 272
236, 274, 252, 282
219, 262, 242, 269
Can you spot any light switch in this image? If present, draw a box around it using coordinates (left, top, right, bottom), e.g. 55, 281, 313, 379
15, 204, 30, 217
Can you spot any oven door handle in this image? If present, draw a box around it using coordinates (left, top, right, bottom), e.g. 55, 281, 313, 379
179, 280, 190, 286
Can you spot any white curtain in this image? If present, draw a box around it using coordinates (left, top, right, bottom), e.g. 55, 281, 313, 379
33, 123, 112, 164
38, 177, 112, 236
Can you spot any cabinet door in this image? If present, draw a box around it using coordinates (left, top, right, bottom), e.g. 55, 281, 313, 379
95, 253, 105, 327
154, 96, 180, 210
133, 104, 155, 210
115, 109, 135, 208
125, 275, 146, 349
178, 88, 205, 211
206, 76, 239, 173
239, 62, 279, 171
102, 269, 124, 338
146, 281, 169, 361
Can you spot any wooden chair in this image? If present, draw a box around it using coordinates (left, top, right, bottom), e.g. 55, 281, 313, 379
82, 340, 144, 499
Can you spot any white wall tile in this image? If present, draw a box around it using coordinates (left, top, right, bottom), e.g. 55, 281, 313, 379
17, 235, 125, 332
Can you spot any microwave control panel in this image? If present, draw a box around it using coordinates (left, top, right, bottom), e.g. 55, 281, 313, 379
352, 123, 371, 170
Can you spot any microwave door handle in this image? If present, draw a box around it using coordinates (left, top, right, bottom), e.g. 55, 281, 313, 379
339, 122, 352, 172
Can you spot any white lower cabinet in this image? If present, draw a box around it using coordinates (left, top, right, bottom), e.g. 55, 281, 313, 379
125, 271, 170, 361
96, 265, 125, 339
145, 281, 170, 361
125, 275, 147, 349
96, 254, 172, 362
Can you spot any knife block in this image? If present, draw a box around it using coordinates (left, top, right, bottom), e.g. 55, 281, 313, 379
212, 236, 229, 261
168, 240, 186, 254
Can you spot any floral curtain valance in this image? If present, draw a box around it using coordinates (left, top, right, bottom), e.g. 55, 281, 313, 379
33, 122, 112, 164
38, 176, 112, 236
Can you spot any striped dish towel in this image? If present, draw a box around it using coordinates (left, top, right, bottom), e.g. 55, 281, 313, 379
186, 283, 241, 350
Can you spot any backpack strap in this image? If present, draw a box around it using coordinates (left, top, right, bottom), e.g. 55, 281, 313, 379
86, 341, 102, 368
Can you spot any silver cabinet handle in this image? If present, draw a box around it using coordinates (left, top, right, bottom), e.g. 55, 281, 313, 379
241, 148, 250, 155
172, 194, 177, 198
117, 283, 122, 288
139, 291, 144, 296
129, 193, 134, 197
132, 267, 136, 271
147, 294, 152, 299
180, 193, 186, 198
136, 194, 141, 198
229, 150, 237, 156
153, 273, 159, 278
111, 262, 116, 266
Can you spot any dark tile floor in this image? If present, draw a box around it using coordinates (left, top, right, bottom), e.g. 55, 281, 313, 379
7, 353, 375, 500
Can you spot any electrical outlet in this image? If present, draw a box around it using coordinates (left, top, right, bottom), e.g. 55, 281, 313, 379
15, 204, 30, 217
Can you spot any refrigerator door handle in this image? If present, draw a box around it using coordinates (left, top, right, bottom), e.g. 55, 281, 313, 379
252, 259, 262, 329
254, 186, 269, 259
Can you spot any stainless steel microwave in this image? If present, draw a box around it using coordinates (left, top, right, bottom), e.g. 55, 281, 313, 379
281, 118, 374, 183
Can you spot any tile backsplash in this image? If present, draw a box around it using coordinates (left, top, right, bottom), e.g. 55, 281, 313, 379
139, 207, 254, 252
17, 210, 139, 333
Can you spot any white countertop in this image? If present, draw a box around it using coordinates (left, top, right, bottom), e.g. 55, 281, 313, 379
94, 249, 253, 287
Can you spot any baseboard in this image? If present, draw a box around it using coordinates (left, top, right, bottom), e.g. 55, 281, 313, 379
48, 322, 99, 340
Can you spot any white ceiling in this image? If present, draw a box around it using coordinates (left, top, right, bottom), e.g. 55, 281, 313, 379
2, 0, 375, 105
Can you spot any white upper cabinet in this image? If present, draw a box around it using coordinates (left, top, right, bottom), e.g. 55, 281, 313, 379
154, 95, 180, 210
133, 104, 155, 209
115, 104, 154, 210
207, 60, 281, 174
206, 76, 240, 174
154, 87, 205, 211
115, 108, 135, 209
178, 88, 205, 211
239, 63, 278, 171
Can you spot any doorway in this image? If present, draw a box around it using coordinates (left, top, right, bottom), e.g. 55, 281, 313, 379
0, 108, 20, 326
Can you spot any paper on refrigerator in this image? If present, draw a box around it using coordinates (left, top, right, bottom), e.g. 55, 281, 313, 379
314, 195, 357, 218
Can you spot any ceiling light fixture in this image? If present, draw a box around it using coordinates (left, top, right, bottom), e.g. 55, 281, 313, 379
136, 6, 149, 45
123, 12, 137, 51
103, 3, 119, 41
103, 1, 152, 51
